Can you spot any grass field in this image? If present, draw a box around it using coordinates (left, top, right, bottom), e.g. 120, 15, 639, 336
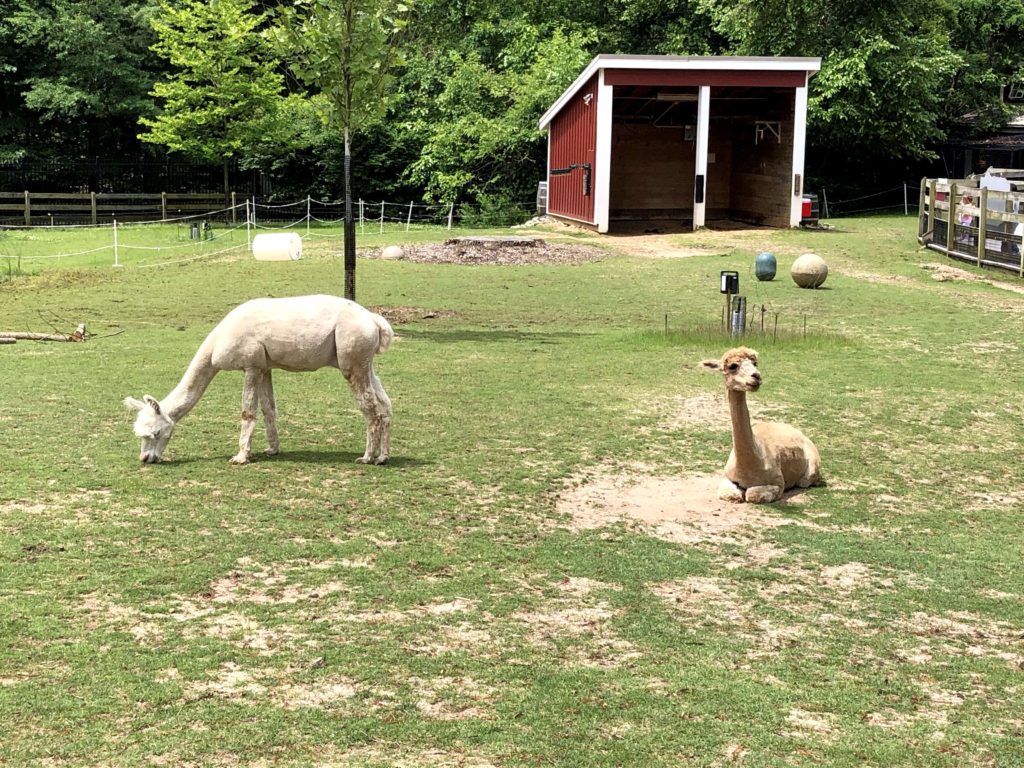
1, 215, 1022, 767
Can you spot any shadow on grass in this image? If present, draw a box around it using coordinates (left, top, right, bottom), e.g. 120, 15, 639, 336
159, 451, 428, 468
256, 450, 429, 469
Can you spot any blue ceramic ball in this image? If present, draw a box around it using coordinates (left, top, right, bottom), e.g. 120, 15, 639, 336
754, 251, 777, 281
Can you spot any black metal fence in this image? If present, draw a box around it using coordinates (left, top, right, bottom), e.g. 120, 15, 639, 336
0, 158, 266, 195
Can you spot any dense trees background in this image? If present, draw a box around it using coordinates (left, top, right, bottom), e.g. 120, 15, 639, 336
1, 0, 1023, 217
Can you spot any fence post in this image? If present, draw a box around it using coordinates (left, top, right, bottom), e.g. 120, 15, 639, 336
821, 189, 829, 219
380, 201, 384, 235
978, 187, 988, 268
306, 195, 311, 237
113, 219, 120, 267
903, 183, 909, 216
91, 192, 98, 226
246, 199, 252, 251
918, 178, 927, 237
161, 191, 167, 222
251, 197, 256, 230
231, 192, 237, 225
448, 202, 454, 230
946, 182, 957, 255
928, 179, 937, 237
406, 201, 413, 232
23, 191, 30, 227
359, 198, 364, 235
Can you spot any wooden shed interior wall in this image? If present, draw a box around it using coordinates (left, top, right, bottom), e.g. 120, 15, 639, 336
607, 86, 795, 228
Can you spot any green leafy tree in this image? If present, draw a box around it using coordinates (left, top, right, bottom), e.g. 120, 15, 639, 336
0, 0, 161, 164
943, 0, 1024, 138
406, 27, 593, 220
139, 0, 296, 203
277, 0, 413, 300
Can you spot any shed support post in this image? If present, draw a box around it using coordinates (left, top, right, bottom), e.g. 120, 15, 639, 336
594, 70, 614, 233
693, 85, 710, 231
790, 85, 809, 227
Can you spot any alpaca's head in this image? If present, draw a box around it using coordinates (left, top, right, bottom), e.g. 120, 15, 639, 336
701, 347, 762, 392
124, 395, 175, 463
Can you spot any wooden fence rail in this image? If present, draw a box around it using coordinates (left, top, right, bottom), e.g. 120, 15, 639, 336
0, 191, 241, 226
918, 176, 1024, 277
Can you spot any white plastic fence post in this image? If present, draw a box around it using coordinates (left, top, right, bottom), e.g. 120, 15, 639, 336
406, 201, 413, 232
246, 199, 252, 251
448, 202, 454, 230
822, 189, 830, 219
306, 195, 311, 237
113, 219, 121, 267
251, 197, 256, 230
904, 183, 909, 215
380, 201, 384, 235
359, 199, 364, 235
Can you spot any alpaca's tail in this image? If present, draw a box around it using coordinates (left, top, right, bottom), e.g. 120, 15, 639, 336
371, 313, 394, 354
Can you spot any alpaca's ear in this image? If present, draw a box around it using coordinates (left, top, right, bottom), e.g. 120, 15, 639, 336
124, 396, 145, 411
700, 359, 721, 371
143, 395, 162, 415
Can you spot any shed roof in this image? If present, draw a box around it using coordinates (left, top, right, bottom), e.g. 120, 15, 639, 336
539, 54, 822, 129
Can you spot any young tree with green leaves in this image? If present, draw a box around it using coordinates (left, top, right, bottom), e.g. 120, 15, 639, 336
139, 0, 296, 205
277, 0, 412, 301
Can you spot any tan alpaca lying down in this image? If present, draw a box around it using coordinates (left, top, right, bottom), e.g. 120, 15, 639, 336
701, 347, 821, 503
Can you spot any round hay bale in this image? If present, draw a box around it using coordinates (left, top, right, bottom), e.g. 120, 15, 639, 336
380, 245, 405, 260
791, 252, 828, 289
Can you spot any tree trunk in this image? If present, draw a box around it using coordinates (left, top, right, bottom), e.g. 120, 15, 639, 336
343, 126, 356, 301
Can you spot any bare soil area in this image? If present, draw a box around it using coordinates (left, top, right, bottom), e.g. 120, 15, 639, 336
369, 236, 607, 266
557, 468, 808, 546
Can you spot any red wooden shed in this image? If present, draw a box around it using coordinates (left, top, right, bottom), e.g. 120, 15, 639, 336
538, 54, 821, 232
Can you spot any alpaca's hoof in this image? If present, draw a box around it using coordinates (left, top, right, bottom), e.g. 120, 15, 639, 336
745, 485, 783, 504
355, 456, 371, 464
355, 455, 388, 465
374, 456, 389, 466
717, 478, 745, 503
229, 453, 250, 465
264, 447, 280, 457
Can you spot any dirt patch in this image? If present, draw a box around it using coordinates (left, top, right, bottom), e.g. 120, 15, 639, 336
557, 468, 801, 545
922, 262, 1024, 294
370, 237, 606, 266
602, 233, 727, 259
370, 305, 463, 325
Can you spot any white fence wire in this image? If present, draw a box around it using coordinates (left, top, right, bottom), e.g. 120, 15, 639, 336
0, 197, 491, 272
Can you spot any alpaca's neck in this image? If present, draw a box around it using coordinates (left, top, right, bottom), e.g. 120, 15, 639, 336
727, 389, 762, 466
162, 339, 218, 422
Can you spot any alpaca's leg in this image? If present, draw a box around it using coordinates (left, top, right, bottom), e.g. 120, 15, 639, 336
346, 367, 392, 465
369, 372, 392, 463
718, 477, 746, 503
230, 368, 260, 464
744, 485, 784, 504
258, 370, 280, 456
797, 440, 822, 488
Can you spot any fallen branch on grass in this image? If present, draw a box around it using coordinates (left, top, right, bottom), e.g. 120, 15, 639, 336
0, 323, 87, 343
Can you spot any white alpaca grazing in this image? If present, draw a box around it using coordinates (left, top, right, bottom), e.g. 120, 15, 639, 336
125, 295, 393, 465
701, 347, 821, 503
